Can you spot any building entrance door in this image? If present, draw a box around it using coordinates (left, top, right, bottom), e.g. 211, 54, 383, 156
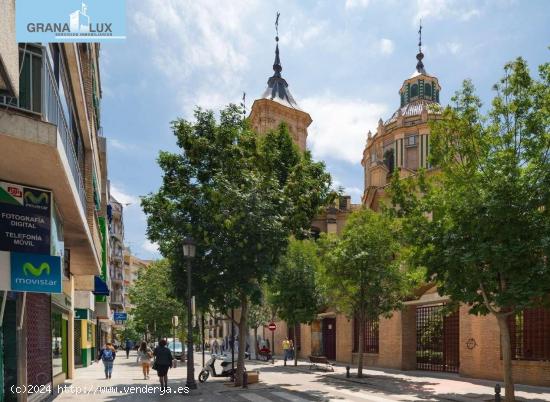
416, 304, 459, 372
322, 318, 336, 360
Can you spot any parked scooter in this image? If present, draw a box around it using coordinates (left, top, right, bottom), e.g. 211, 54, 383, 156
198, 352, 249, 383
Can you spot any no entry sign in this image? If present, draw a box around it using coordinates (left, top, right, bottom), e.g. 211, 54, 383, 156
268, 322, 276, 331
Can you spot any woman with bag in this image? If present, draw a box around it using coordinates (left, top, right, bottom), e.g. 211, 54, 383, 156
137, 341, 153, 379
153, 339, 174, 390
97, 342, 116, 379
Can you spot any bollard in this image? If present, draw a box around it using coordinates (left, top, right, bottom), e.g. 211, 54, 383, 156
242, 371, 248, 388
346, 366, 350, 378
494, 383, 501, 402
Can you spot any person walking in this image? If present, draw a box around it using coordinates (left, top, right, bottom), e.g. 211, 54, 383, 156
137, 341, 153, 379
153, 339, 174, 390
98, 342, 116, 379
282, 337, 290, 364
125, 339, 132, 359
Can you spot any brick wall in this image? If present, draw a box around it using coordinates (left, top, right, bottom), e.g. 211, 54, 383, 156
26, 294, 52, 387
459, 305, 550, 387
336, 314, 353, 363
299, 323, 312, 358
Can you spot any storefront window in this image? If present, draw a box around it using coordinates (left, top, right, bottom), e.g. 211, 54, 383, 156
51, 311, 64, 376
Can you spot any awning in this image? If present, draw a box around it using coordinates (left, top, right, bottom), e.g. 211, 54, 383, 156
93, 276, 110, 296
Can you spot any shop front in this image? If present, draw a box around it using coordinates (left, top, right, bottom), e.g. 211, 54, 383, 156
74, 308, 96, 367
51, 294, 71, 386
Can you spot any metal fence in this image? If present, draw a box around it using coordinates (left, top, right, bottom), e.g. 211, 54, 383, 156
416, 304, 459, 373
508, 308, 550, 361
353, 316, 379, 354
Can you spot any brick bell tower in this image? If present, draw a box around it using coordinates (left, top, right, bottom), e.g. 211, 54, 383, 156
249, 13, 312, 151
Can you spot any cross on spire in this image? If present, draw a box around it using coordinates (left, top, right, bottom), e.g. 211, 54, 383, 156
415, 19, 426, 74
240, 92, 246, 119
418, 19, 422, 53
275, 11, 280, 41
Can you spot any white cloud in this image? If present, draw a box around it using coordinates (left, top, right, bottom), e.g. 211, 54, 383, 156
414, 0, 481, 24
131, 0, 259, 114
110, 184, 139, 206
437, 41, 462, 55
142, 240, 160, 255
302, 95, 388, 164
379, 38, 395, 55
345, 0, 370, 9
279, 21, 327, 50
109, 138, 136, 151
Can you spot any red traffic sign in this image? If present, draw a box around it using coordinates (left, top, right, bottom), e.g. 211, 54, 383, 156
268, 322, 276, 331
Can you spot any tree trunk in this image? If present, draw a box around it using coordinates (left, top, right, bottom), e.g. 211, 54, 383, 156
293, 324, 298, 366
235, 295, 249, 386
357, 309, 365, 378
496, 314, 515, 402
253, 327, 258, 360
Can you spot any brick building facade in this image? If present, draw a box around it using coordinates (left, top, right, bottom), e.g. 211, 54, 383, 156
264, 34, 550, 388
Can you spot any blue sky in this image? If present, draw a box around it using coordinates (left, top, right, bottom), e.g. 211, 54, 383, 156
100, 0, 550, 259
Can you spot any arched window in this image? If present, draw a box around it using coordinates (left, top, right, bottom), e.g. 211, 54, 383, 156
424, 83, 432, 98
411, 84, 418, 98
400, 92, 405, 106
384, 148, 395, 174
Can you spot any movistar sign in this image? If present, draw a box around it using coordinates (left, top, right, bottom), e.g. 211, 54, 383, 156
10, 252, 62, 293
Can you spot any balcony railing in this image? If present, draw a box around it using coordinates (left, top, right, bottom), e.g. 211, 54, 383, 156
0, 45, 86, 210
110, 293, 124, 304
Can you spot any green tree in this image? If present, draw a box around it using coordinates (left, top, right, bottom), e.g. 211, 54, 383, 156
141, 106, 332, 384
119, 316, 140, 345
128, 259, 186, 341
320, 209, 406, 377
389, 58, 550, 401
247, 300, 271, 357
270, 239, 323, 366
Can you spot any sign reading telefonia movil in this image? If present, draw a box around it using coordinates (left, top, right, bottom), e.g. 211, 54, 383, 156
16, 0, 126, 43
0, 181, 51, 254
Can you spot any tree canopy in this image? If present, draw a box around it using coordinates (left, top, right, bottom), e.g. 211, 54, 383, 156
270, 238, 323, 365
388, 58, 550, 401
320, 208, 408, 377
141, 105, 332, 384
128, 259, 186, 341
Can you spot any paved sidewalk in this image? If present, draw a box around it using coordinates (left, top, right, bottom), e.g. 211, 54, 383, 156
49, 351, 550, 401
259, 355, 550, 401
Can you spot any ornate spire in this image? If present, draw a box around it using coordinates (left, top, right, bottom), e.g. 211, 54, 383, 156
273, 12, 282, 77
416, 19, 426, 74
259, 12, 301, 110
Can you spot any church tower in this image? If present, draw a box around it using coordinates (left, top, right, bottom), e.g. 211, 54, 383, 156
362, 23, 442, 211
249, 15, 312, 151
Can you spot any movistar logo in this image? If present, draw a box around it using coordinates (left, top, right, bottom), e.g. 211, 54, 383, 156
24, 191, 49, 205
23, 262, 51, 277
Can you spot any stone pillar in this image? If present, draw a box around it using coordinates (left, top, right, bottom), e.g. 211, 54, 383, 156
400, 305, 417, 370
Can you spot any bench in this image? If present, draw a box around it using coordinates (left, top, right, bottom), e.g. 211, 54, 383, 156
308, 355, 334, 372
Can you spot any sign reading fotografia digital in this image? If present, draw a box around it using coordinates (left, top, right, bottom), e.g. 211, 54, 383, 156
0, 181, 51, 254
16, 0, 126, 43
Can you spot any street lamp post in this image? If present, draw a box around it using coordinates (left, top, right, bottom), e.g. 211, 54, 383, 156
183, 237, 197, 390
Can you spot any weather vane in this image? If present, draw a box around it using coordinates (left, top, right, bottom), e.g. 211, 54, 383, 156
418, 19, 422, 53
240, 92, 246, 119
275, 11, 280, 42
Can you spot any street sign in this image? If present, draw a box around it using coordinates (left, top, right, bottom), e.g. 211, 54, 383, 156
172, 315, 178, 327
113, 312, 127, 321
268, 322, 276, 331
